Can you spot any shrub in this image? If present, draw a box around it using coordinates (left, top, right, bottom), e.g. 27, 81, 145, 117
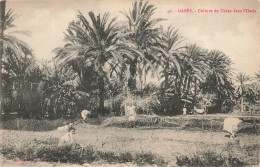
135, 152, 167, 166
102, 115, 177, 128
81, 145, 99, 163
97, 151, 119, 163
0, 118, 76, 131
135, 152, 156, 165
118, 152, 134, 163
0, 145, 16, 160
176, 150, 244, 167
0, 138, 168, 166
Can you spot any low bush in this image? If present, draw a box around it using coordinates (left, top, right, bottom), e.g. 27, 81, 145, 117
0, 138, 168, 166
118, 152, 134, 163
176, 150, 244, 167
237, 122, 260, 135
0, 118, 76, 131
102, 115, 178, 128
97, 151, 119, 163
135, 152, 167, 166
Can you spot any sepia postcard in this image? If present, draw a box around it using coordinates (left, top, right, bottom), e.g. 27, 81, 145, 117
0, 0, 259, 166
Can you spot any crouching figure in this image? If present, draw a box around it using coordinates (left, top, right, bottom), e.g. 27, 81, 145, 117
58, 125, 78, 149
58, 125, 84, 160
81, 110, 91, 120
223, 117, 243, 138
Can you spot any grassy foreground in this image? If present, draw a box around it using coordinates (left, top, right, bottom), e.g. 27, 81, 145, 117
0, 115, 259, 166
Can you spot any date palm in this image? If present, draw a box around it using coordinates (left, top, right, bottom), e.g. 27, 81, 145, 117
121, 0, 164, 91
173, 44, 210, 113
0, 1, 32, 115
255, 71, 260, 82
156, 26, 183, 114
0, 0, 5, 115
235, 73, 251, 112
201, 50, 233, 112
180, 45, 209, 96
55, 11, 137, 114
159, 26, 182, 91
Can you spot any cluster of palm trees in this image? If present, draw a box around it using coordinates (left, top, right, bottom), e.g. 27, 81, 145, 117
54, 0, 236, 115
1, 0, 259, 118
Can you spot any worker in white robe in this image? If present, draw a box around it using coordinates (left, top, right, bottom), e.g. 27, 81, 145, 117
81, 110, 91, 120
58, 126, 77, 149
223, 117, 242, 138
183, 104, 187, 115
128, 103, 136, 121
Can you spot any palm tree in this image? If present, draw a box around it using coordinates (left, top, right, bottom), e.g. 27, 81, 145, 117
156, 26, 183, 114
121, 0, 164, 91
0, 2, 32, 115
172, 44, 209, 113
0, 0, 6, 115
201, 50, 233, 112
255, 71, 260, 82
180, 45, 209, 97
159, 26, 182, 91
55, 11, 136, 114
235, 73, 251, 113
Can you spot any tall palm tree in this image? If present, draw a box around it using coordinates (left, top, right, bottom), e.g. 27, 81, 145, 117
171, 44, 209, 113
0, 0, 6, 115
159, 26, 182, 91
155, 26, 183, 114
180, 45, 209, 97
55, 11, 137, 114
201, 50, 233, 112
235, 73, 251, 113
0, 2, 32, 115
121, 0, 164, 91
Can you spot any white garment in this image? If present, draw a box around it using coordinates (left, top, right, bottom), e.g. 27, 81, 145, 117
128, 106, 136, 121
183, 108, 187, 115
125, 106, 131, 116
58, 132, 76, 148
57, 125, 69, 131
223, 118, 242, 137
195, 109, 204, 114
81, 110, 91, 120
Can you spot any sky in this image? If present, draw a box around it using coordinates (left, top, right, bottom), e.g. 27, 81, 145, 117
6, 0, 260, 76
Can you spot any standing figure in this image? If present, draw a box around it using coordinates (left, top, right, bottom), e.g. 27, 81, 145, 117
183, 104, 187, 115
128, 103, 137, 121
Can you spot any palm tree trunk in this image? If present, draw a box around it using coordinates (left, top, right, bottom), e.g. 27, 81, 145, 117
186, 77, 191, 94
0, 0, 6, 117
176, 74, 183, 115
143, 69, 147, 87
98, 76, 105, 115
128, 58, 137, 91
139, 66, 143, 91
164, 61, 169, 89
241, 96, 244, 113
97, 53, 105, 115
194, 78, 197, 96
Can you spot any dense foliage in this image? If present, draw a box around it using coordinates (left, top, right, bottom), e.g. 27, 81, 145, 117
1, 0, 260, 119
